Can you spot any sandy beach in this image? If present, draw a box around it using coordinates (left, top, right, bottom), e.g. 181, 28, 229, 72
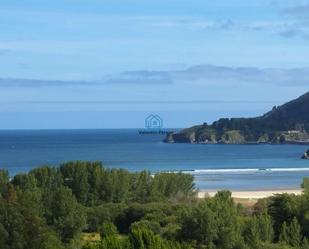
198, 189, 303, 199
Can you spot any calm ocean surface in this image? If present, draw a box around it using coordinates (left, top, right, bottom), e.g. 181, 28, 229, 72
0, 129, 309, 191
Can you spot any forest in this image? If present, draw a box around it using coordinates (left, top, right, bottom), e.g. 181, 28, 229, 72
1, 161, 309, 249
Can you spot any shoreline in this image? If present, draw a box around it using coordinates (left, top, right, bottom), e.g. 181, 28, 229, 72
165, 140, 309, 145
198, 188, 303, 199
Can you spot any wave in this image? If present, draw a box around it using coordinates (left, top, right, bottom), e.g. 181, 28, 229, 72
177, 168, 309, 174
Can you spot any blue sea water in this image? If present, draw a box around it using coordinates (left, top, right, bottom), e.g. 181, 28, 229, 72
0, 129, 309, 191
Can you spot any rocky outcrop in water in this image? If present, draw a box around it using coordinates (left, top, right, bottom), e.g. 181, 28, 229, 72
302, 150, 309, 159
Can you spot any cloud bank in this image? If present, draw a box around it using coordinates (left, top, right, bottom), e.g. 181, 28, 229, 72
1, 65, 309, 88
0, 78, 94, 87
278, 3, 309, 39
105, 65, 309, 86
284, 4, 309, 18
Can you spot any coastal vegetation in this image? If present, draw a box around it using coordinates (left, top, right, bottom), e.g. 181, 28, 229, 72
165, 91, 309, 144
1, 161, 309, 249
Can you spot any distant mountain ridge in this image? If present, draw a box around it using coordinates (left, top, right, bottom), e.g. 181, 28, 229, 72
165, 91, 309, 144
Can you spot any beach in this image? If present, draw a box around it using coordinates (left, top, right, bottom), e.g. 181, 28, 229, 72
198, 189, 303, 199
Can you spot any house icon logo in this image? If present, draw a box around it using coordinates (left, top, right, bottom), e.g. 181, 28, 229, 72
145, 114, 163, 129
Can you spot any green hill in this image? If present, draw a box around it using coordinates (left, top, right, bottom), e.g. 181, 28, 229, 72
165, 91, 309, 144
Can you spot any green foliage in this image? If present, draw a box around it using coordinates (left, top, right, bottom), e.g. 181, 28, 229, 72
60, 161, 92, 204
50, 186, 86, 243
57, 161, 196, 205
0, 191, 64, 249
12, 173, 38, 191
100, 235, 124, 249
128, 227, 166, 249
289, 217, 302, 247
258, 213, 274, 242
85, 203, 126, 232
302, 238, 309, 249
179, 191, 244, 249
131, 171, 153, 203
301, 178, 309, 191
3, 162, 309, 249
115, 202, 175, 234
100, 222, 119, 239
151, 173, 196, 201
279, 218, 302, 247
279, 222, 290, 244
0, 170, 9, 197
268, 193, 300, 239
244, 213, 274, 248
130, 220, 162, 235
30, 166, 63, 189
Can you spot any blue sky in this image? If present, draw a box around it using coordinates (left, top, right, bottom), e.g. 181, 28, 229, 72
0, 0, 309, 128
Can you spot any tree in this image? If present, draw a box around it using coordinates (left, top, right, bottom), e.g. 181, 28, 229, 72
279, 222, 289, 244
100, 222, 119, 239
244, 213, 274, 248
150, 173, 196, 201
50, 186, 86, 242
0, 170, 9, 197
179, 201, 217, 247
302, 238, 309, 249
268, 194, 300, 239
30, 166, 63, 189
115, 203, 147, 234
110, 169, 132, 203
301, 178, 309, 192
0, 219, 9, 249
100, 235, 124, 249
130, 220, 162, 235
0, 194, 64, 249
60, 161, 90, 205
279, 217, 302, 247
258, 213, 274, 243
12, 174, 38, 191
132, 171, 152, 203
299, 190, 309, 237
128, 227, 165, 249
211, 191, 243, 249
98, 223, 123, 249
289, 217, 302, 247
179, 191, 243, 249
244, 216, 260, 247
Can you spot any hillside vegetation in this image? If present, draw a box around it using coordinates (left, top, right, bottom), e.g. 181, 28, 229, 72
165, 92, 309, 144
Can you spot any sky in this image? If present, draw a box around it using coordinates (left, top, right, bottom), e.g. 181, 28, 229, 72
0, 0, 309, 129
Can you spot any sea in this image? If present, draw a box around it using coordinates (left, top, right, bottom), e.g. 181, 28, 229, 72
0, 129, 309, 191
